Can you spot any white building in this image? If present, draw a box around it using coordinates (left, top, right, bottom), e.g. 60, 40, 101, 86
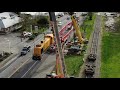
0, 12, 22, 34
21, 12, 64, 16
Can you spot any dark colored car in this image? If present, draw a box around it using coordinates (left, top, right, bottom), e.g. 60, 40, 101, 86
21, 45, 31, 56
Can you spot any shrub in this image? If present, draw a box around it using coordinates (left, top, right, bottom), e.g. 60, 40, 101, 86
29, 34, 36, 40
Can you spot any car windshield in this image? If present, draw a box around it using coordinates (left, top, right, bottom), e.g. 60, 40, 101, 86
22, 48, 27, 51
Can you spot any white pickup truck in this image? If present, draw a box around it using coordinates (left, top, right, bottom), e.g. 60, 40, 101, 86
23, 31, 32, 37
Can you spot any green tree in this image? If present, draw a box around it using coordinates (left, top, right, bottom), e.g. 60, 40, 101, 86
20, 14, 33, 31
88, 12, 93, 20
37, 16, 49, 28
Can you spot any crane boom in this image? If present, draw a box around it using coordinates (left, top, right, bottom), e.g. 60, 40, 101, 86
71, 15, 84, 44
49, 12, 66, 78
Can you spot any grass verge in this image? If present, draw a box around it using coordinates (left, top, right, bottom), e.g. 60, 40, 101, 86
65, 13, 96, 77
81, 13, 96, 39
101, 16, 120, 78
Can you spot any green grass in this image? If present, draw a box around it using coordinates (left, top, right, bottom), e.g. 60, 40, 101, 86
101, 16, 120, 78
65, 54, 84, 77
81, 13, 96, 39
64, 13, 96, 77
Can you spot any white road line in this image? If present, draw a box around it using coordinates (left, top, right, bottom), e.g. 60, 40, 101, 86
5, 16, 69, 78
21, 61, 38, 78
8, 58, 31, 78
0, 55, 19, 70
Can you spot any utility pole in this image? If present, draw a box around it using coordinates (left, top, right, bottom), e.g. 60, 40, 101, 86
49, 12, 66, 78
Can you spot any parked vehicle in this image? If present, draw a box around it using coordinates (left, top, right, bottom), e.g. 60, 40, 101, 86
57, 22, 62, 26
23, 31, 32, 37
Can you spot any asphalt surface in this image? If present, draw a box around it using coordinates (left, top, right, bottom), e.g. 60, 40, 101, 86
0, 13, 85, 78
10, 53, 51, 78
0, 14, 71, 78
31, 14, 86, 78
10, 15, 72, 78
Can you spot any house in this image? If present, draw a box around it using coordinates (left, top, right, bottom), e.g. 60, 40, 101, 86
0, 12, 22, 34
21, 12, 64, 16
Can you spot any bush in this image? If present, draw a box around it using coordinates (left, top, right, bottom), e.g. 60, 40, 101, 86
33, 32, 39, 36
4, 52, 10, 56
88, 12, 93, 20
29, 34, 36, 40
37, 16, 49, 28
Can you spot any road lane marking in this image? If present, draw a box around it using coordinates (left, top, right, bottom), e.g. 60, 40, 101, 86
8, 57, 32, 78
5, 16, 70, 78
21, 61, 38, 78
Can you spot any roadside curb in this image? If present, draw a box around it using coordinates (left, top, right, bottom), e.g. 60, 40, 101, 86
0, 53, 17, 68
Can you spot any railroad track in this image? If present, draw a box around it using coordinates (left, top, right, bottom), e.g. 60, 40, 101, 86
85, 15, 101, 78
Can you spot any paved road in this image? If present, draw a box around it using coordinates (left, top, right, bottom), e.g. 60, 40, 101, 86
0, 14, 71, 78
0, 13, 85, 78
9, 14, 72, 78
31, 13, 86, 78
10, 53, 51, 78
0, 35, 44, 78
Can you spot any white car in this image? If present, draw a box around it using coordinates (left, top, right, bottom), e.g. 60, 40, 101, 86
23, 31, 32, 37
58, 22, 62, 26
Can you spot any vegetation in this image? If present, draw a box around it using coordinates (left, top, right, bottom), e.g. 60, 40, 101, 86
101, 16, 120, 78
37, 16, 49, 28
0, 52, 11, 62
28, 28, 47, 40
88, 12, 93, 20
65, 54, 84, 77
65, 13, 96, 77
81, 13, 96, 39
19, 13, 49, 41
20, 13, 49, 33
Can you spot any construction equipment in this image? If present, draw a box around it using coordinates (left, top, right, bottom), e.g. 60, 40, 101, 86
32, 34, 54, 60
47, 12, 66, 78
48, 21, 73, 53
65, 12, 88, 55
68, 12, 88, 44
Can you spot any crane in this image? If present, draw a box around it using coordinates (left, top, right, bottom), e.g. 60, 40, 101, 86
68, 12, 88, 44
48, 12, 66, 78
46, 12, 88, 78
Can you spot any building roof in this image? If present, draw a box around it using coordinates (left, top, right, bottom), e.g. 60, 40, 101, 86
0, 12, 21, 28
21, 12, 64, 16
